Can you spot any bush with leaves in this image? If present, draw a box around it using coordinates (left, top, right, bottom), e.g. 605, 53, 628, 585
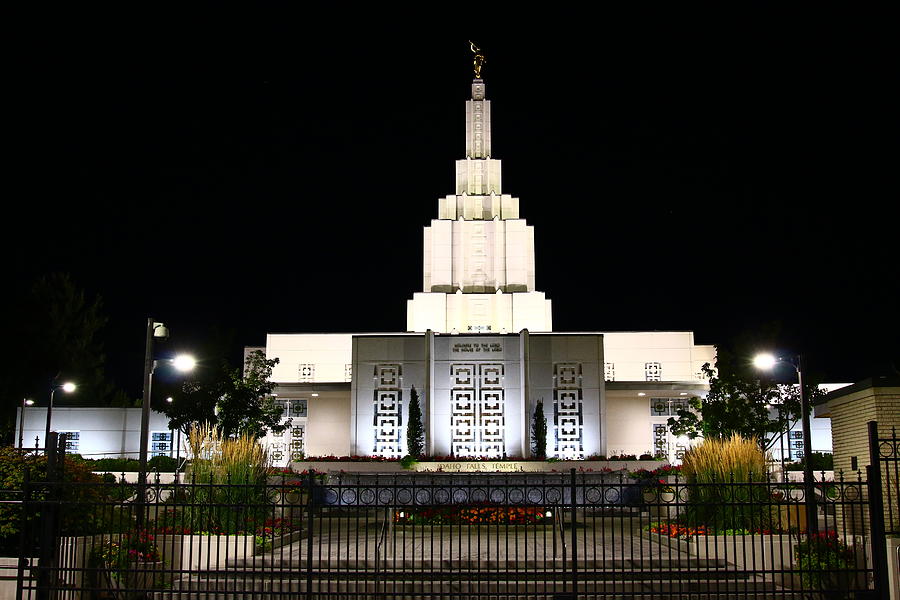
794, 530, 859, 594
0, 447, 128, 554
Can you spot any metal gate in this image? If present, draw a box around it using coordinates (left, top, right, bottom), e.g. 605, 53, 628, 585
9, 432, 891, 599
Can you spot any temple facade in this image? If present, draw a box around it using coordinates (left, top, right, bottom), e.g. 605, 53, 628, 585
258, 78, 716, 466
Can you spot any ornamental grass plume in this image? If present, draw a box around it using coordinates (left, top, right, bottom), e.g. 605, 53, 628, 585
187, 423, 270, 485
681, 435, 771, 532
682, 434, 768, 484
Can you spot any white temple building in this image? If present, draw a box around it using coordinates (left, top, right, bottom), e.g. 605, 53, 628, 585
15, 75, 837, 466
256, 77, 718, 466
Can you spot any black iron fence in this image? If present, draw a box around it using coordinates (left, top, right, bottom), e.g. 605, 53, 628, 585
873, 422, 900, 536
5, 436, 889, 599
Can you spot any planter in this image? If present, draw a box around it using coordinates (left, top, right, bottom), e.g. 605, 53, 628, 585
156, 530, 302, 571
96, 560, 164, 600
0, 557, 34, 600
644, 532, 798, 574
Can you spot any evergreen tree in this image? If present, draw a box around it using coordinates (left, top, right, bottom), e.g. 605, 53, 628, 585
531, 400, 548, 459
406, 386, 425, 457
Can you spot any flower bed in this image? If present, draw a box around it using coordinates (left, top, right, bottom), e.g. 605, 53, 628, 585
395, 504, 550, 526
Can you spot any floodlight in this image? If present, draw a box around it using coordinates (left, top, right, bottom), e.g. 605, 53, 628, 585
752, 353, 777, 370
172, 354, 196, 372
61, 382, 77, 393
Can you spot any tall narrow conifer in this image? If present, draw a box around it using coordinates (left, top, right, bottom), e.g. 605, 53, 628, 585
531, 400, 548, 459
406, 386, 425, 457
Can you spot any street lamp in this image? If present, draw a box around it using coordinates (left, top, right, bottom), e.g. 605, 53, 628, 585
753, 352, 817, 535
138, 352, 196, 475
44, 382, 76, 450
18, 399, 34, 449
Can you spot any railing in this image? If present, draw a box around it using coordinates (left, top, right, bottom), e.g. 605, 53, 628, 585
875, 424, 900, 534
4, 436, 888, 599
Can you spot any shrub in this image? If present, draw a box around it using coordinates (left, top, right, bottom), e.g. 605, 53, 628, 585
795, 530, 858, 593
681, 435, 770, 531
0, 447, 126, 554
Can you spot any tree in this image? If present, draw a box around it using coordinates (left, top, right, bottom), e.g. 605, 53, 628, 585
531, 400, 548, 459
667, 362, 825, 452
161, 350, 288, 439
0, 273, 124, 443
406, 386, 425, 458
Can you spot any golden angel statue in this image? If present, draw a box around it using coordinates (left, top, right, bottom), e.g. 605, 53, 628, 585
469, 40, 486, 79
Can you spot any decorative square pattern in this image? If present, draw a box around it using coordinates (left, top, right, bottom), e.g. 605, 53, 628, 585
604, 363, 615, 382
372, 364, 403, 457
645, 362, 662, 381
653, 424, 668, 456
450, 363, 505, 458
345, 363, 353, 382
290, 426, 305, 461
553, 363, 584, 459
451, 364, 475, 387
290, 399, 307, 418
650, 398, 670, 417
376, 364, 400, 388
299, 363, 315, 382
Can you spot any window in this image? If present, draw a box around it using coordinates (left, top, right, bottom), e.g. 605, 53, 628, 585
290, 399, 308, 418
151, 431, 172, 457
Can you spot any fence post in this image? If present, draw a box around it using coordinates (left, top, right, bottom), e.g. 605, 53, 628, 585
36, 433, 61, 600
15, 468, 32, 600
570, 468, 577, 596
306, 470, 315, 600
867, 421, 890, 599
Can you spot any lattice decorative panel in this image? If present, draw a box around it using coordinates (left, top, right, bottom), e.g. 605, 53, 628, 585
372, 364, 403, 457
650, 398, 670, 417
604, 362, 615, 382
299, 364, 315, 382
451, 388, 477, 456
345, 363, 353, 382
645, 362, 662, 381
375, 364, 400, 388
290, 426, 305, 461
553, 363, 584, 459
290, 399, 308, 418
450, 363, 505, 458
451, 364, 475, 387
653, 424, 668, 457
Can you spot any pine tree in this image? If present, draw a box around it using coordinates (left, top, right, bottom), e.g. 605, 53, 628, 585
531, 400, 548, 459
406, 386, 425, 458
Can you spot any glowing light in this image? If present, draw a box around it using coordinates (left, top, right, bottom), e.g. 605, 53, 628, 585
545, 510, 553, 518
311, 393, 319, 397
753, 353, 777, 370
25, 399, 34, 406
638, 392, 646, 397
166, 397, 174, 403
61, 382, 76, 393
172, 355, 196, 372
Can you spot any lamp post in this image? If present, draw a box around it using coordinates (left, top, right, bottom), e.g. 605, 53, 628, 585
44, 382, 76, 451
138, 348, 195, 479
753, 352, 817, 535
18, 399, 34, 449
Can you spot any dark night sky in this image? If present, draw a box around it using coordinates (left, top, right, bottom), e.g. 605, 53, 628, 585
10, 13, 898, 398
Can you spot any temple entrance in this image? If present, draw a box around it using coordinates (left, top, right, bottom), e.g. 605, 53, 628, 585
450, 362, 505, 457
